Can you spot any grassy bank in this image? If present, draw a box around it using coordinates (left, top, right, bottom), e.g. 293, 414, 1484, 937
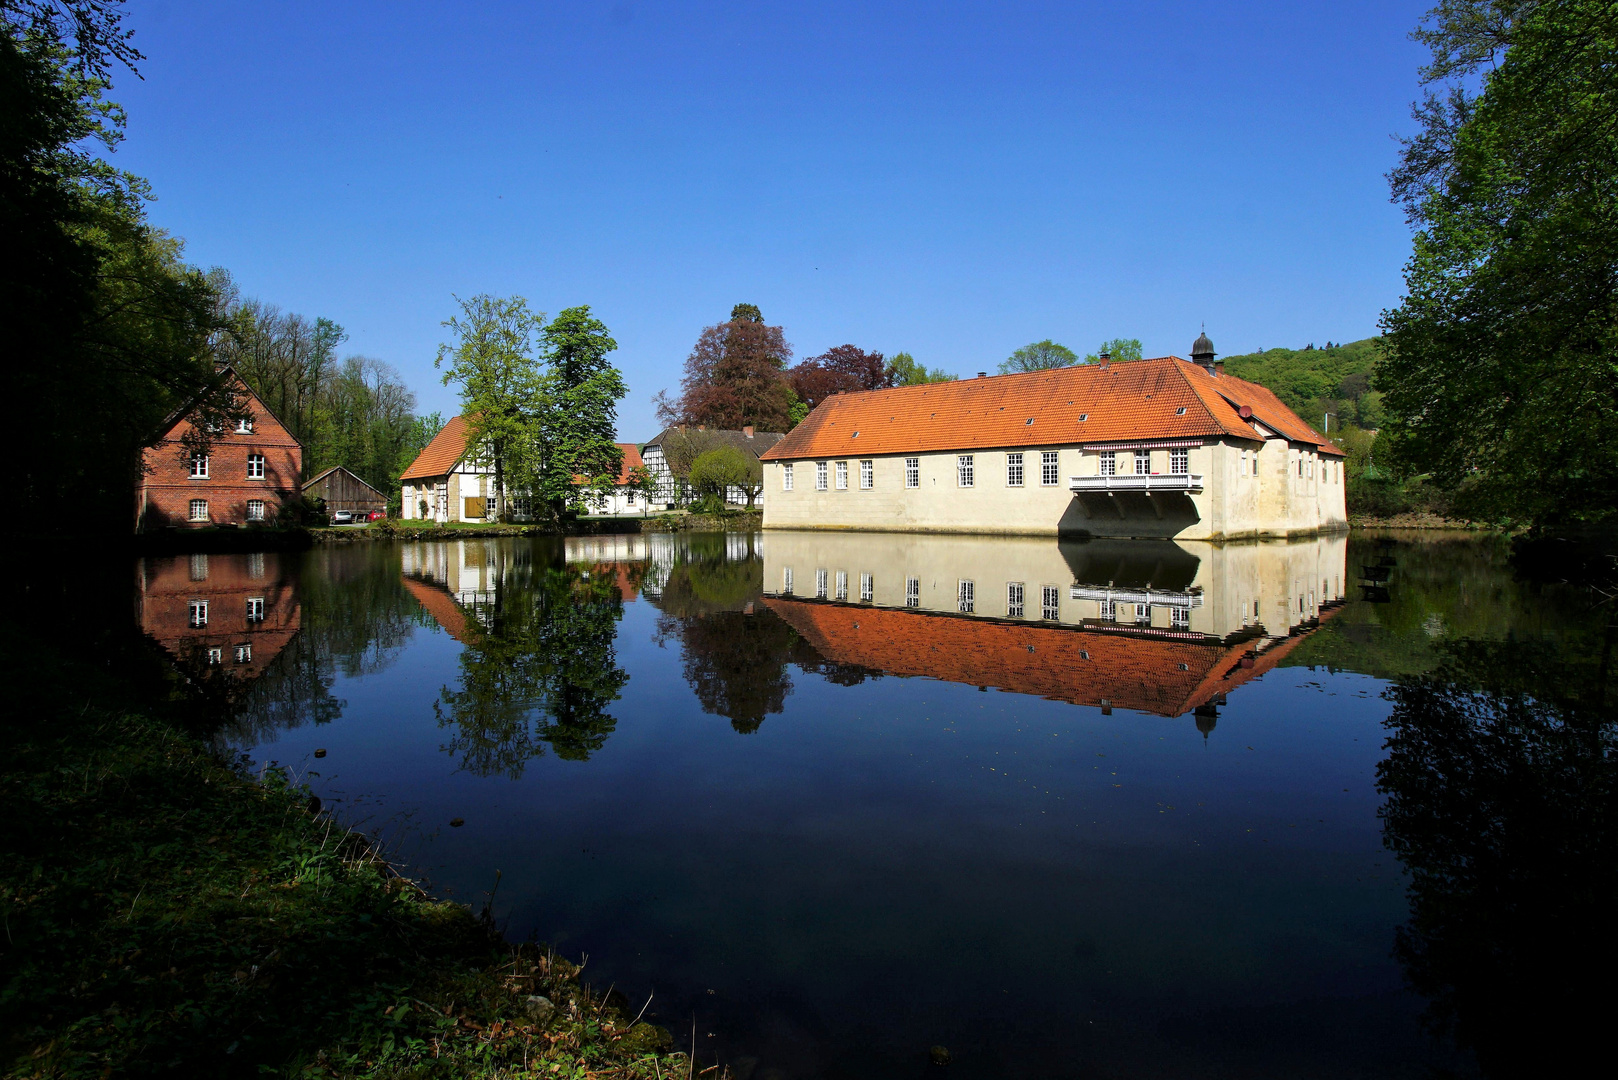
0, 627, 680, 1079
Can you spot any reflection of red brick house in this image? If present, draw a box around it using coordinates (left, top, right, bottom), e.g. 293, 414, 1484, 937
763, 597, 1338, 722
137, 552, 300, 689
136, 366, 301, 531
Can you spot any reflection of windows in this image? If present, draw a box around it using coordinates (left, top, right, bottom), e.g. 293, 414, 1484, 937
815, 462, 828, 491
816, 569, 828, 598
246, 597, 265, 622
835, 571, 847, 600
905, 457, 919, 488
835, 461, 848, 490
189, 553, 208, 581
860, 572, 873, 602
783, 463, 794, 490
1134, 603, 1152, 626
247, 553, 264, 579
189, 499, 208, 521
1099, 599, 1115, 621
957, 455, 974, 487
1170, 448, 1188, 475
1134, 450, 1150, 475
783, 567, 793, 594
247, 454, 265, 479
1100, 451, 1116, 476
189, 600, 208, 628
234, 644, 252, 663
1006, 453, 1023, 487
1042, 585, 1059, 620
1007, 582, 1024, 618
859, 459, 873, 489
189, 455, 209, 479
957, 579, 975, 613
207, 647, 222, 664
247, 499, 266, 521
1041, 451, 1059, 486
1171, 606, 1190, 629
906, 577, 919, 608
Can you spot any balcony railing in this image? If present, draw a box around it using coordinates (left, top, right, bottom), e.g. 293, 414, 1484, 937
1069, 473, 1203, 494
1069, 585, 1203, 608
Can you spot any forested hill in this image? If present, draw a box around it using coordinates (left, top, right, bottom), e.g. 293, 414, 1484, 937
1220, 337, 1383, 430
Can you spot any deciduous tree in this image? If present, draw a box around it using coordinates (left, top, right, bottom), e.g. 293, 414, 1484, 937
1084, 338, 1142, 363
887, 351, 955, 385
535, 305, 626, 519
689, 445, 763, 508
999, 339, 1079, 373
656, 305, 795, 430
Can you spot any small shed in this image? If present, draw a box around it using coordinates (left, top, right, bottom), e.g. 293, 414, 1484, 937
302, 466, 388, 517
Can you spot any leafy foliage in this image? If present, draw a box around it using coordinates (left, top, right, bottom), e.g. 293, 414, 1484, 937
689, 445, 763, 508
786, 344, 893, 410
1083, 338, 1142, 363
999, 339, 1079, 373
886, 351, 956, 385
656, 305, 796, 431
534, 305, 626, 518
1222, 338, 1385, 429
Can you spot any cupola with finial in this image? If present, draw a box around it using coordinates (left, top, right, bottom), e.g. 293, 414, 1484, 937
1191, 327, 1216, 374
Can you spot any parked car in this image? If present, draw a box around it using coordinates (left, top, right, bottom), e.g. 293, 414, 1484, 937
331, 510, 355, 525
367, 510, 386, 521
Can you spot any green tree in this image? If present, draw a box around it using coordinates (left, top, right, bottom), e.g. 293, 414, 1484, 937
1379, 0, 1618, 528
435, 295, 546, 522
626, 463, 657, 516
887, 351, 956, 385
688, 445, 762, 508
535, 305, 626, 519
1083, 338, 1142, 363
999, 339, 1079, 373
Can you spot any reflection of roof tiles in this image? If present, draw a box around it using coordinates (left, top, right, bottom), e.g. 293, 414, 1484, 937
400, 415, 470, 480
760, 357, 1342, 461
402, 576, 470, 643
763, 598, 1339, 717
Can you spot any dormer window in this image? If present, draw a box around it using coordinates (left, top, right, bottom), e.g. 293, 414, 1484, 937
1175, 407, 1187, 416
235, 417, 254, 433
1078, 413, 1088, 421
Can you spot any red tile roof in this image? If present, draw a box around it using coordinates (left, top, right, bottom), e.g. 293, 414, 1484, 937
401, 577, 470, 643
759, 357, 1342, 461
608, 442, 644, 484
763, 597, 1340, 717
400, 415, 471, 481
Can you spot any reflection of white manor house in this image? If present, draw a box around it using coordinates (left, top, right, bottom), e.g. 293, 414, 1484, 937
760, 335, 1347, 540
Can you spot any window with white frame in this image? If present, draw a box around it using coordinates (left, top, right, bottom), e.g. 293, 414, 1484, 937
783, 463, 794, 490
234, 644, 252, 663
188, 600, 208, 628
1099, 598, 1115, 621
1134, 449, 1150, 475
815, 462, 828, 490
1254, 452, 1261, 476
957, 579, 975, 613
1041, 451, 1059, 485
235, 417, 254, 433
816, 569, 828, 598
860, 572, 873, 602
835, 461, 848, 489
859, 459, 873, 489
189, 454, 209, 479
247, 499, 265, 521
905, 457, 920, 488
188, 498, 208, 521
1100, 450, 1116, 476
246, 597, 265, 622
783, 566, 794, 594
247, 454, 265, 479
906, 577, 920, 608
1006, 582, 1025, 618
1171, 606, 1190, 629
1041, 585, 1060, 620
1006, 452, 1024, 486
207, 647, 222, 665
1307, 454, 1315, 478
835, 570, 848, 600
957, 455, 974, 487
1170, 448, 1189, 475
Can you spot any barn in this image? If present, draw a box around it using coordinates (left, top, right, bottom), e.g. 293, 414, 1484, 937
302, 466, 388, 518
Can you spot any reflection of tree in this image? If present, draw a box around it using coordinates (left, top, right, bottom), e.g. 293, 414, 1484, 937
650, 534, 763, 615
661, 610, 797, 733
1378, 635, 1616, 1076
436, 566, 627, 776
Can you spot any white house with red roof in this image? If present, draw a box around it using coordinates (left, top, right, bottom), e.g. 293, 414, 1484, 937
758, 334, 1347, 541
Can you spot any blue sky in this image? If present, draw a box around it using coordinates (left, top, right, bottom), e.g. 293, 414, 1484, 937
116, 0, 1429, 438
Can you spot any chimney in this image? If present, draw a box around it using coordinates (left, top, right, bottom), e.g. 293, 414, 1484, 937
1214, 360, 1225, 377
1099, 351, 1111, 362
977, 372, 987, 378
743, 425, 754, 438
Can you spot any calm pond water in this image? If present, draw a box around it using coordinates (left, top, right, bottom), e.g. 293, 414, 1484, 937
135, 530, 1614, 1079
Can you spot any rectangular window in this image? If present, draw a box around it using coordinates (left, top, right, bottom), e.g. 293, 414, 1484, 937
189, 454, 209, 479
905, 457, 920, 488
816, 569, 828, 598
247, 553, 264, 579
1006, 582, 1025, 618
860, 459, 873, 489
957, 580, 975, 613
626, 489, 636, 505
235, 417, 254, 434
860, 572, 873, 602
234, 644, 252, 663
835, 461, 848, 490
957, 455, 974, 487
1041, 451, 1059, 486
207, 647, 222, 665
1171, 606, 1190, 629
1041, 585, 1060, 621
1308, 455, 1315, 478
906, 577, 920, 608
1134, 603, 1152, 625
247, 499, 266, 521
188, 498, 208, 522
1099, 598, 1115, 621
188, 600, 208, 628
1100, 450, 1116, 476
189, 553, 208, 581
835, 570, 848, 600
1134, 449, 1151, 475
1006, 452, 1024, 486
783, 566, 794, 594
783, 463, 794, 490
1254, 453, 1261, 477
246, 597, 265, 622
1170, 448, 1189, 475
816, 462, 828, 491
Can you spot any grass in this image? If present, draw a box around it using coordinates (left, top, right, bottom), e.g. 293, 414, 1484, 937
0, 626, 683, 1079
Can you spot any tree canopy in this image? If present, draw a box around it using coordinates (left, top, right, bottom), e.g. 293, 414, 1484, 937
887, 351, 955, 385
1379, 0, 1618, 528
999, 340, 1079, 373
1084, 338, 1142, 363
535, 305, 626, 518
689, 444, 763, 508
656, 305, 796, 431
787, 344, 893, 411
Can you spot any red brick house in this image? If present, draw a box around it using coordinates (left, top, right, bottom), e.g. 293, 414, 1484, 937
136, 367, 302, 531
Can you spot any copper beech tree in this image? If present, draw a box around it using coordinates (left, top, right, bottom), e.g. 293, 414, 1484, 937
655, 304, 796, 430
